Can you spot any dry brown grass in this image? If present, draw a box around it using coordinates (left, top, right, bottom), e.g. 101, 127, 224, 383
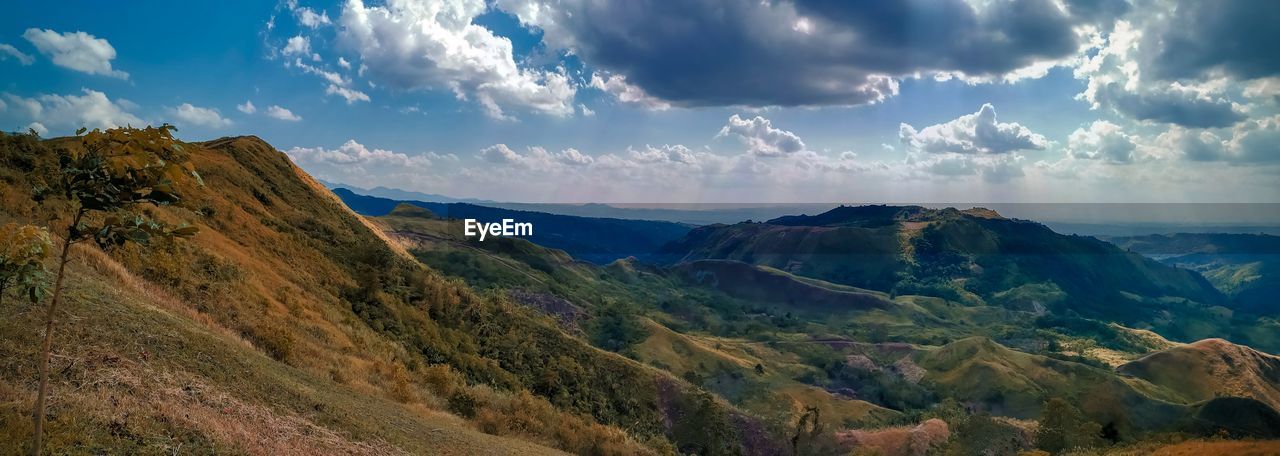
840, 418, 950, 456
1107, 439, 1280, 456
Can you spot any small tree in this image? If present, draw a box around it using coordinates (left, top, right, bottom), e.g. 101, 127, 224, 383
1035, 397, 1104, 455
0, 223, 53, 307
30, 125, 201, 455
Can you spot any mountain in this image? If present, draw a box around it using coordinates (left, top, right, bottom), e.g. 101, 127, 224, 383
317, 180, 495, 204
0, 132, 780, 455
5, 130, 1279, 454
1106, 233, 1280, 315
658, 205, 1228, 331
323, 182, 844, 225
370, 201, 1280, 444
333, 187, 693, 264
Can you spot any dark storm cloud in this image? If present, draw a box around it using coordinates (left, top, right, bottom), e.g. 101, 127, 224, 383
498, 0, 1114, 107
1143, 0, 1280, 82
1091, 82, 1246, 129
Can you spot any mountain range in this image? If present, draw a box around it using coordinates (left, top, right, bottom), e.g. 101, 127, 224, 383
2, 131, 1278, 455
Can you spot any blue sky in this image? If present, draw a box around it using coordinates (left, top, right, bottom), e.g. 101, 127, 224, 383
2, 0, 1278, 203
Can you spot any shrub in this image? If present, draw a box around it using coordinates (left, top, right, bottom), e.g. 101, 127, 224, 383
448, 390, 479, 418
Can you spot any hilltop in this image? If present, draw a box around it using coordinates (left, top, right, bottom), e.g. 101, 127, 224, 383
1118, 338, 1280, 412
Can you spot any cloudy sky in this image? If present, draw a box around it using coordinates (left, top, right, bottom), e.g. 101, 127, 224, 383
1, 0, 1278, 203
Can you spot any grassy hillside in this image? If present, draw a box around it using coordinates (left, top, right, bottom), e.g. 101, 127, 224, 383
1117, 339, 1280, 411
916, 337, 1188, 433
0, 131, 782, 455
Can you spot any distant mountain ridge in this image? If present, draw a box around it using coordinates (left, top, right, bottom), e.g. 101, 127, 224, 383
658, 205, 1226, 325
332, 187, 692, 264
1107, 233, 1280, 315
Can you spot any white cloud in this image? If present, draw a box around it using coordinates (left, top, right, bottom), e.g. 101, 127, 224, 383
337, 57, 351, 69
293, 58, 343, 85
3, 88, 144, 132
627, 144, 698, 165
282, 35, 311, 57
717, 114, 805, 157
339, 0, 576, 119
589, 73, 670, 110
1162, 115, 1280, 163
0, 43, 34, 65
556, 147, 593, 166
1073, 20, 1246, 128
237, 100, 257, 114
22, 29, 128, 78
296, 7, 331, 28
904, 151, 1026, 183
267, 105, 302, 121
285, 139, 434, 186
480, 144, 522, 164
25, 122, 47, 136
1244, 77, 1280, 105
578, 104, 594, 117
288, 139, 428, 167
1067, 120, 1137, 163
900, 104, 1048, 155
325, 84, 370, 104
172, 103, 232, 128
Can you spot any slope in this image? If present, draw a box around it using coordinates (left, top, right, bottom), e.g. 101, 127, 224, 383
374, 204, 901, 430
0, 131, 779, 455
1117, 338, 1280, 411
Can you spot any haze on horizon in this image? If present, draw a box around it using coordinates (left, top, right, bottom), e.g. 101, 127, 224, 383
2, 0, 1278, 204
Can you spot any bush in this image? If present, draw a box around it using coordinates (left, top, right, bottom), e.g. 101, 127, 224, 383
1035, 398, 1104, 454
448, 390, 479, 418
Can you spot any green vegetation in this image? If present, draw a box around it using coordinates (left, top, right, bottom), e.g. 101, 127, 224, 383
0, 223, 51, 307
1036, 398, 1104, 454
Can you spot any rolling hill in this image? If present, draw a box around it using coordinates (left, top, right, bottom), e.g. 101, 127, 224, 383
657, 205, 1237, 339
1117, 338, 1280, 412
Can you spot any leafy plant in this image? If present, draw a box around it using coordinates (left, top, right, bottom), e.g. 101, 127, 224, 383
29, 125, 202, 455
1035, 397, 1104, 454
0, 223, 52, 307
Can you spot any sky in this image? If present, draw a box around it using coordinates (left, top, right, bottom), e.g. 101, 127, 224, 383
1, 0, 1278, 204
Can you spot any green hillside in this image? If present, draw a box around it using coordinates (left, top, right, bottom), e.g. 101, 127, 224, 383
656, 206, 1280, 353
1107, 233, 1280, 315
